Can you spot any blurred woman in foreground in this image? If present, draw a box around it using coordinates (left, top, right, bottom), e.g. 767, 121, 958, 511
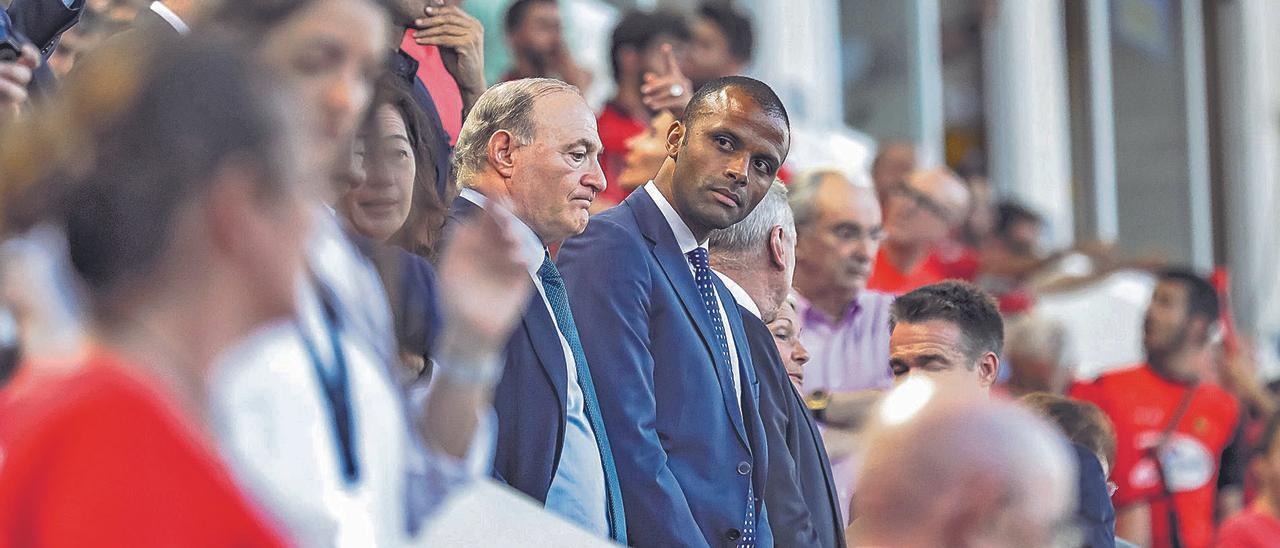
0, 40, 299, 546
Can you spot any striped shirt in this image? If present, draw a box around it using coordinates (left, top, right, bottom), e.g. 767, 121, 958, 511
794, 289, 895, 526
796, 290, 895, 397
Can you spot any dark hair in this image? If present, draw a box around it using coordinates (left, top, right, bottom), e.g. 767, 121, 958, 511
682, 75, 789, 131
994, 201, 1043, 238
60, 39, 288, 299
698, 1, 754, 63
365, 74, 451, 260
609, 9, 691, 83
1020, 392, 1118, 466
1157, 268, 1220, 325
505, 0, 557, 34
890, 281, 1004, 360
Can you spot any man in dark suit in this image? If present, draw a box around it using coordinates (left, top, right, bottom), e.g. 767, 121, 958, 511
709, 182, 846, 548
441, 78, 626, 543
557, 75, 791, 547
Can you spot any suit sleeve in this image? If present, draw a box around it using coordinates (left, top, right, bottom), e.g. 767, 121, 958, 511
557, 219, 708, 547
751, 321, 821, 547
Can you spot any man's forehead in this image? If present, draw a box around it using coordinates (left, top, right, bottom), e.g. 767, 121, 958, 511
890, 320, 967, 351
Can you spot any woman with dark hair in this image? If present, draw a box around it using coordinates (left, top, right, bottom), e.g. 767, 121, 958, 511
342, 75, 453, 260
0, 40, 296, 546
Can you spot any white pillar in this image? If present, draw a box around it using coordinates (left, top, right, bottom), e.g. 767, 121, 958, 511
741, 0, 843, 129
1179, 0, 1214, 271
1084, 0, 1119, 241
908, 0, 944, 167
1214, 0, 1280, 339
982, 0, 1074, 246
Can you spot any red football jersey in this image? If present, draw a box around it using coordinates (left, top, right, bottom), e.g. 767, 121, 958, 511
866, 248, 950, 295
0, 351, 288, 547
1071, 364, 1240, 548
1215, 507, 1280, 548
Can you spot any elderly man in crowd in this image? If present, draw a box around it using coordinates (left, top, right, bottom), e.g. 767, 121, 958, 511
867, 168, 970, 295
710, 181, 845, 547
787, 169, 893, 524
443, 78, 625, 542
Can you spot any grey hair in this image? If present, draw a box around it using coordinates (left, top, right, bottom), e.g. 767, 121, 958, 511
788, 168, 850, 230
709, 181, 794, 262
452, 78, 581, 186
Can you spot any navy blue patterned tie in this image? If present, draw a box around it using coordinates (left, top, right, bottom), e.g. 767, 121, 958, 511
538, 253, 628, 543
685, 247, 756, 548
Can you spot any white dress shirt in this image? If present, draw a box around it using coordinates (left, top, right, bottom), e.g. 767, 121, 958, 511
459, 189, 609, 537
643, 183, 744, 412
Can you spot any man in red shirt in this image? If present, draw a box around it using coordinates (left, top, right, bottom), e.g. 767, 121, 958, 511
1072, 269, 1241, 548
867, 168, 971, 295
596, 10, 691, 210
1217, 412, 1280, 547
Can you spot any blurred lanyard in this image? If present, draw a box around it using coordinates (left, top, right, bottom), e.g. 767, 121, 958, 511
298, 280, 360, 486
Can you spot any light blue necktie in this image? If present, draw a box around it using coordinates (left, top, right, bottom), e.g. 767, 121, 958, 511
538, 253, 628, 544
686, 247, 757, 548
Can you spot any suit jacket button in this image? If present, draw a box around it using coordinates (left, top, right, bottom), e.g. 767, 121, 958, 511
726, 528, 741, 541
736, 461, 752, 475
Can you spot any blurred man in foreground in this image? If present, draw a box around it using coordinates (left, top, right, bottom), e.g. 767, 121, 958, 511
850, 396, 1079, 547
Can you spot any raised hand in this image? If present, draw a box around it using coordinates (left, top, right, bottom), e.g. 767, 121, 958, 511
412, 3, 486, 116
432, 198, 531, 367
639, 44, 693, 115
0, 44, 38, 126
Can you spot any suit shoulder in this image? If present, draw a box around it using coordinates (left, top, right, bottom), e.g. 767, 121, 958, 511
561, 212, 646, 259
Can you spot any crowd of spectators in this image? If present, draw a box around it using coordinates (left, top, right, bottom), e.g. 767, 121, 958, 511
1, 1, 1277, 547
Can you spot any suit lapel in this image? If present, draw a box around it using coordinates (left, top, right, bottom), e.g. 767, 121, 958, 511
521, 292, 569, 422
626, 190, 750, 449
793, 384, 843, 522
453, 195, 569, 422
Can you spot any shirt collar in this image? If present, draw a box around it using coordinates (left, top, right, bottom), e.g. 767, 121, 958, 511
716, 271, 761, 320
793, 290, 863, 326
642, 182, 703, 255
460, 188, 545, 276
149, 1, 191, 35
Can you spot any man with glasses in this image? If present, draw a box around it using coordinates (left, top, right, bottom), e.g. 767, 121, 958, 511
867, 167, 970, 295
788, 169, 894, 525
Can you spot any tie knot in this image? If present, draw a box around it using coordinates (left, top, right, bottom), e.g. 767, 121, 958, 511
537, 252, 562, 286
685, 247, 710, 270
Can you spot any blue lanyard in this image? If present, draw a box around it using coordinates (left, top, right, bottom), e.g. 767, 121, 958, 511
297, 284, 360, 486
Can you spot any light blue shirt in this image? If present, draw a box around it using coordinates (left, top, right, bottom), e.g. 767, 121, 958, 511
459, 188, 609, 536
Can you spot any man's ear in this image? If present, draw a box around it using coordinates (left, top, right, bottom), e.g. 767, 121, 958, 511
665, 120, 685, 160
768, 225, 787, 270
978, 352, 1000, 389
487, 130, 517, 179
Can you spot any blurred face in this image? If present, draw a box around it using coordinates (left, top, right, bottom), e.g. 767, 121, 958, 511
618, 111, 676, 190
343, 105, 416, 243
258, 0, 388, 172
666, 88, 789, 239
883, 172, 969, 247
508, 90, 605, 244
684, 17, 737, 87
794, 180, 883, 299
1003, 219, 1041, 257
1143, 280, 1193, 359
510, 2, 563, 59
768, 301, 809, 392
236, 133, 316, 322
871, 144, 915, 198
889, 320, 995, 399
